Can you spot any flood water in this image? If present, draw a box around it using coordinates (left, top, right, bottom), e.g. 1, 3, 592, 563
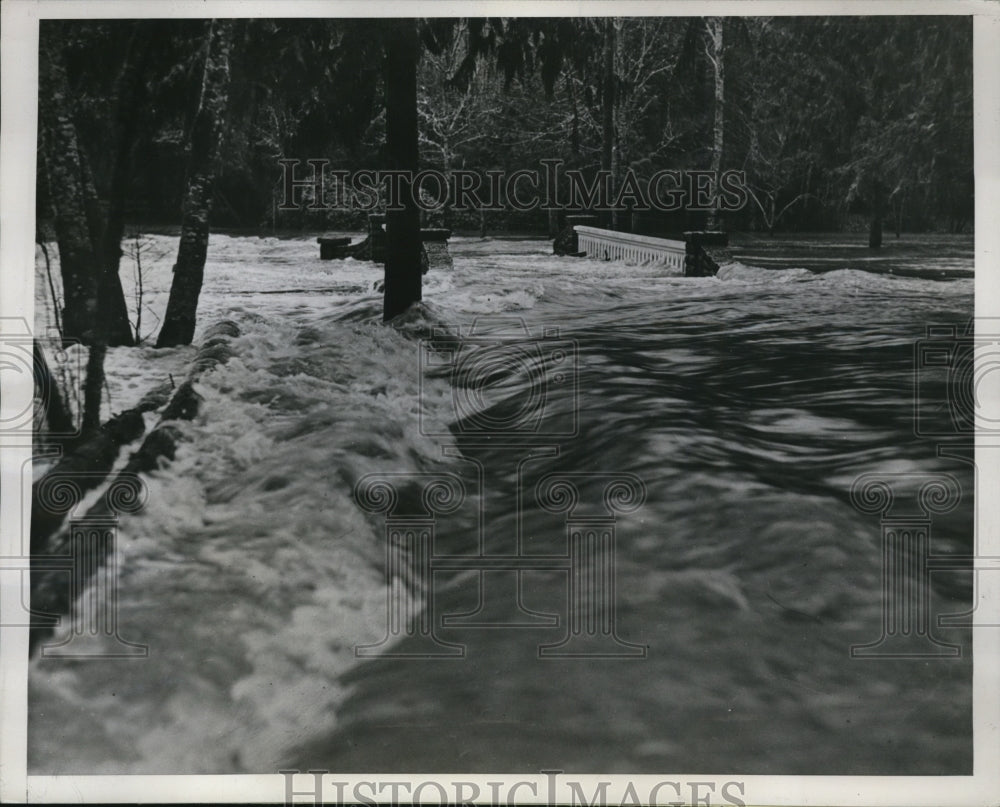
29, 232, 975, 775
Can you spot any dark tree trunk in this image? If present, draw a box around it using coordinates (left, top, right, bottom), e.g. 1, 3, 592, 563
611, 19, 624, 232
567, 73, 581, 156
156, 20, 233, 347
382, 19, 422, 322
547, 209, 560, 239
706, 17, 725, 231
38, 25, 144, 435
868, 216, 883, 249
77, 151, 106, 257
38, 32, 101, 345
868, 179, 887, 249
81, 342, 107, 435
32, 341, 75, 436
99, 23, 153, 348
601, 19, 615, 229
78, 159, 132, 347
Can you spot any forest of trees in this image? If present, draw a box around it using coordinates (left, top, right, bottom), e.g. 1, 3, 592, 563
35, 15, 973, 430
44, 16, 973, 235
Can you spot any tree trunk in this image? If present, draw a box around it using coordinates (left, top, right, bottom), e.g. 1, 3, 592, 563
77, 151, 106, 258
706, 17, 725, 230
382, 19, 422, 322
81, 342, 106, 435
547, 209, 560, 239
38, 25, 144, 435
611, 19, 624, 231
77, 159, 131, 348
601, 18, 616, 229
99, 23, 153, 348
868, 216, 883, 249
32, 341, 75, 437
38, 31, 101, 345
868, 179, 887, 249
568, 75, 581, 157
156, 20, 233, 348
441, 152, 453, 230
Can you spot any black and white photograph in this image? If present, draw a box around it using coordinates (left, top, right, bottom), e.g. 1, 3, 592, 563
1, 1, 998, 804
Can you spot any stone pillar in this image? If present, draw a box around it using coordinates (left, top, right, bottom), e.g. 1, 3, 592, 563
553, 215, 597, 256
368, 213, 387, 263
317, 235, 351, 260
420, 228, 452, 274
683, 230, 728, 277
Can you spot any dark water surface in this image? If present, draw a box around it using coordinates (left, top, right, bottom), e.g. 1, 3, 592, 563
30, 234, 974, 775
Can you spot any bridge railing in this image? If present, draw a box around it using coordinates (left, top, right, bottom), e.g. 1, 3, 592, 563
574, 225, 686, 271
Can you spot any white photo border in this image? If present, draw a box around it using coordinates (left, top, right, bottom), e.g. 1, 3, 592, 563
2, 1, 998, 804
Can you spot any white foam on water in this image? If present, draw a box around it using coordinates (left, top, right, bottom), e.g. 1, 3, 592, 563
28, 231, 975, 774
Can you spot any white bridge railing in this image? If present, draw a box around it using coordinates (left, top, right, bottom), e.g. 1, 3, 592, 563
574, 225, 686, 271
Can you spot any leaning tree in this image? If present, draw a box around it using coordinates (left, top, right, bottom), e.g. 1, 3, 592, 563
156, 19, 234, 347
38, 21, 152, 432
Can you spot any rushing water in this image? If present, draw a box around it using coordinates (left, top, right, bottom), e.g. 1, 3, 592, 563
29, 233, 974, 775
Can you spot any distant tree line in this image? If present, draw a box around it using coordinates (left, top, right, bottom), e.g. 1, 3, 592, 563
47, 16, 972, 239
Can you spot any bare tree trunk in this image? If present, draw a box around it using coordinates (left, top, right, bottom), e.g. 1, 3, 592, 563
32, 341, 74, 436
75, 159, 132, 348
38, 25, 145, 434
548, 209, 560, 239
611, 19, 624, 231
567, 74, 581, 157
706, 17, 725, 230
99, 22, 153, 348
869, 178, 887, 249
383, 19, 422, 321
81, 343, 107, 434
156, 20, 233, 347
77, 151, 106, 257
38, 30, 100, 345
868, 216, 883, 249
35, 216, 63, 338
441, 151, 453, 230
601, 19, 616, 229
